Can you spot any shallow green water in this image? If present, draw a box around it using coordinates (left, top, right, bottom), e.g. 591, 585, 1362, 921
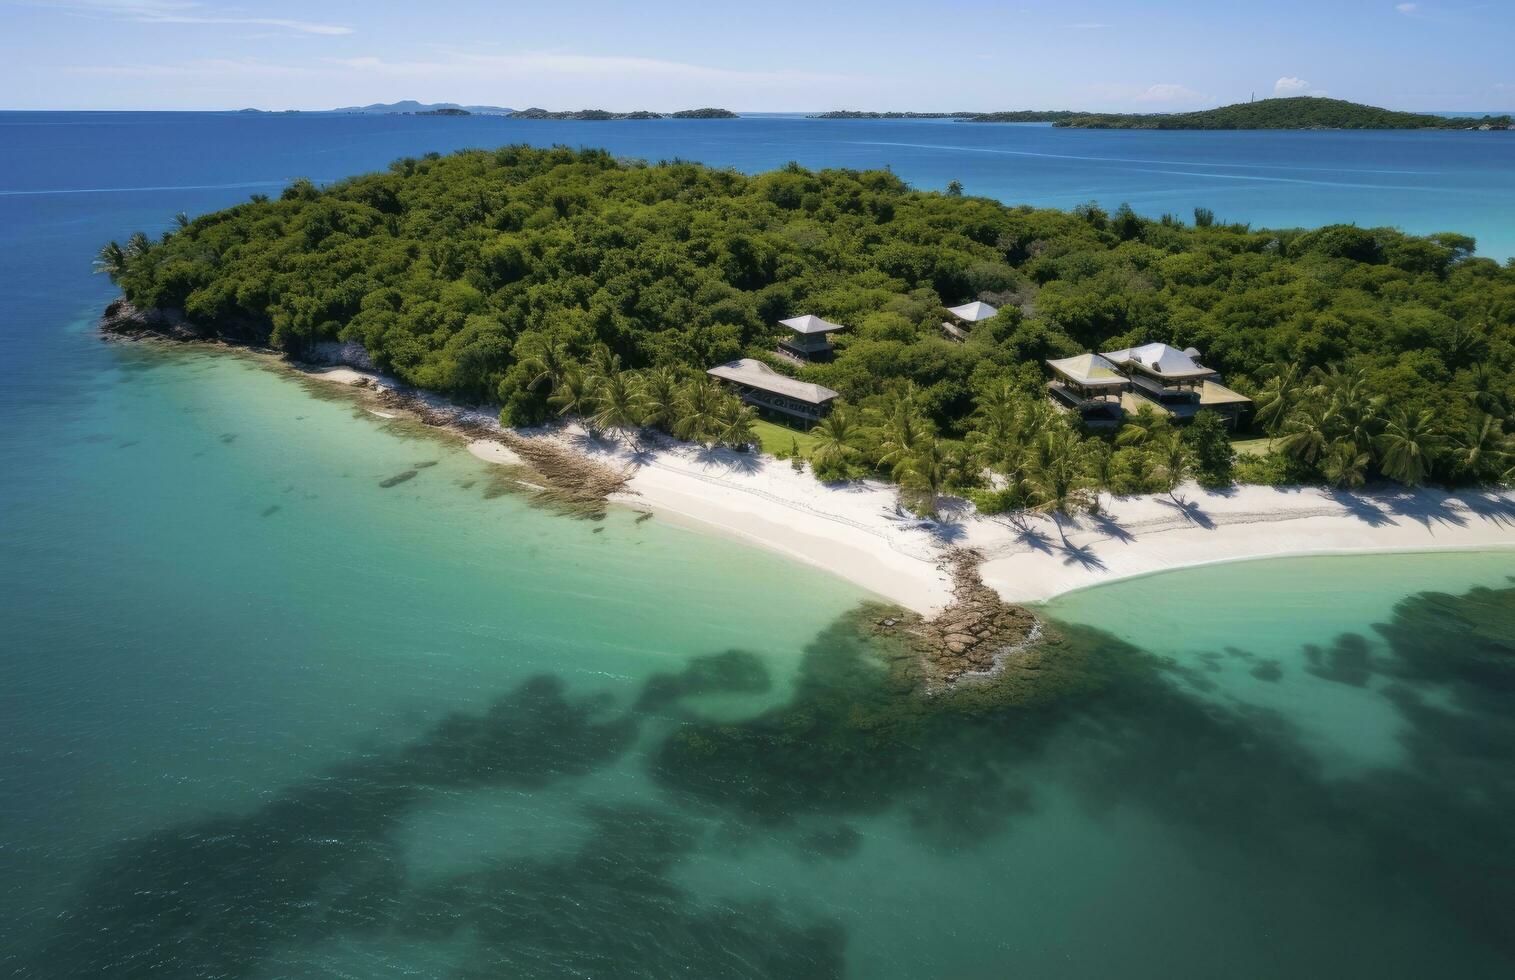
5, 340, 1515, 976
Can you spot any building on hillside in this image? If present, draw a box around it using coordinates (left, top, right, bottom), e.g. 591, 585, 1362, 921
1043, 342, 1252, 428
1045, 353, 1128, 427
777, 314, 847, 362
707, 358, 839, 424
1102, 343, 1252, 426
941, 300, 998, 341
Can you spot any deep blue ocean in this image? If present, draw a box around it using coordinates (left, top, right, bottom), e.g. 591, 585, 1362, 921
4, 112, 1515, 977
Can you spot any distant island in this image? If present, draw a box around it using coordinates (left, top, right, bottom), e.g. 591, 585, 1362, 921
809, 110, 1079, 121
331, 101, 516, 115
1043, 97, 1514, 130
512, 107, 738, 120
809, 111, 981, 120
322, 101, 738, 120
808, 99, 1514, 130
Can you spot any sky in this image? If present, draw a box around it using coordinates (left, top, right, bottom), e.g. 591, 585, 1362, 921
2, 0, 1513, 112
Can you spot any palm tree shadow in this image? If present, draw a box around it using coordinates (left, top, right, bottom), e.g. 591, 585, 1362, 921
1384, 492, 1469, 529
692, 444, 763, 475
1459, 492, 1515, 528
1057, 539, 1107, 570
1329, 490, 1395, 528
1088, 511, 1137, 544
1000, 514, 1053, 554
1157, 495, 1215, 529
924, 520, 969, 545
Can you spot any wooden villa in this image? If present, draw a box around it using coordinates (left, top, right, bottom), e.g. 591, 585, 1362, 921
941, 301, 998, 341
707, 358, 839, 424
1102, 343, 1251, 426
1045, 353, 1128, 426
1044, 342, 1252, 428
777, 314, 847, 362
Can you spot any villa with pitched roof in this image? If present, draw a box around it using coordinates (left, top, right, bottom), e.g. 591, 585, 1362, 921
777, 314, 847, 362
707, 358, 840, 423
941, 300, 998, 341
1045, 343, 1252, 428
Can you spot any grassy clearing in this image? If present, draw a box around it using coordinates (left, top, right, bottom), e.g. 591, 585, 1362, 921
753, 418, 822, 458
1230, 436, 1274, 458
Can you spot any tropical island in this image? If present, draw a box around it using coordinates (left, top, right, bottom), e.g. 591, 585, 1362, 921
809, 99, 1514, 129
97, 146, 1515, 611
1043, 97, 1515, 130
324, 102, 738, 119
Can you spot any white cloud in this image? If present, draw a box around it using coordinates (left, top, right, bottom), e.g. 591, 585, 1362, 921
1060, 22, 1110, 30
1081, 82, 1211, 108
1134, 83, 1207, 104
19, 0, 354, 35
1395, 3, 1418, 13
1274, 76, 1328, 97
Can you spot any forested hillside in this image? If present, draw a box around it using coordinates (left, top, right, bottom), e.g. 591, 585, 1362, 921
1051, 97, 1513, 130
101, 145, 1515, 493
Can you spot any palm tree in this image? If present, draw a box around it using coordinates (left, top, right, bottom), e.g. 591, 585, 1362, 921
1115, 404, 1169, 447
675, 379, 724, 445
878, 406, 930, 475
810, 407, 859, 472
895, 436, 949, 517
1454, 412, 1513, 482
1153, 428, 1193, 495
519, 334, 575, 394
125, 231, 153, 259
1253, 361, 1302, 443
586, 345, 622, 383
93, 241, 128, 279
1321, 439, 1370, 489
1375, 406, 1444, 487
1028, 422, 1093, 520
967, 381, 1026, 472
588, 369, 642, 446
547, 368, 595, 423
172, 211, 191, 230
1278, 400, 1330, 465
635, 365, 683, 435
712, 396, 756, 450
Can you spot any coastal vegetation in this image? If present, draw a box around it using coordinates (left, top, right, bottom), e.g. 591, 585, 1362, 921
807, 110, 1080, 121
1044, 97, 1514, 130
100, 145, 1515, 512
812, 100, 1513, 130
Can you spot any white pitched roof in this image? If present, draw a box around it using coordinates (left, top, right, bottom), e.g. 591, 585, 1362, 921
779, 314, 847, 335
1046, 353, 1128, 388
1101, 342, 1214, 380
946, 301, 998, 323
707, 358, 839, 405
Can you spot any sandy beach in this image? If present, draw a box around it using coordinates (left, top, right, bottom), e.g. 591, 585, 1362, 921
303, 365, 1515, 616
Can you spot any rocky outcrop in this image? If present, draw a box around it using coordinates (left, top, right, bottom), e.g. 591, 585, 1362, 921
99, 298, 203, 340
99, 298, 271, 345
871, 549, 1046, 689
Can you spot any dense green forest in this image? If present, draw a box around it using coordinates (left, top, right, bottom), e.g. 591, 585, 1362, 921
101, 145, 1515, 503
1049, 97, 1513, 130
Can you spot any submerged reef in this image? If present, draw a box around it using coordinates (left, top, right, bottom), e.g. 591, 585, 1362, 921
26, 583, 1515, 975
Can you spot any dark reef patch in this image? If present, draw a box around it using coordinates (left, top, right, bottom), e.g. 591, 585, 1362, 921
29, 584, 1515, 975
379, 469, 418, 488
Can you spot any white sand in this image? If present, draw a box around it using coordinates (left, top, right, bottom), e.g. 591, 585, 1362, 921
296, 365, 1515, 614
466, 439, 524, 467
561, 430, 1515, 613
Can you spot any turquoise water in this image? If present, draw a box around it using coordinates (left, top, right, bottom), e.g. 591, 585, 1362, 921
4, 111, 1515, 260
4, 112, 1515, 976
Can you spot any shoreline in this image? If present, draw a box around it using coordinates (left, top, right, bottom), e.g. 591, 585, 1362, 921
297, 363, 1515, 615
139, 347, 1515, 616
